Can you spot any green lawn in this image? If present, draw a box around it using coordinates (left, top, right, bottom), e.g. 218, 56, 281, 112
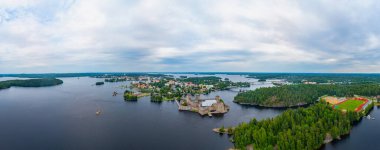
335, 100, 364, 111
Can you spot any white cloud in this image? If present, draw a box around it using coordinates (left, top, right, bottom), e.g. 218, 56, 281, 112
0, 0, 380, 73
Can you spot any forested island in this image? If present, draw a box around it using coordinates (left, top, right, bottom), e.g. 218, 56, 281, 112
0, 78, 63, 90
95, 82, 104, 85
124, 90, 138, 101
232, 102, 373, 149
234, 84, 380, 107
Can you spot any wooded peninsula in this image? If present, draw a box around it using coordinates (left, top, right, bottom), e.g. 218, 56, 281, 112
232, 102, 373, 149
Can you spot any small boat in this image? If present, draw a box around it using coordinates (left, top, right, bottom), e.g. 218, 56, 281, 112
96, 109, 101, 116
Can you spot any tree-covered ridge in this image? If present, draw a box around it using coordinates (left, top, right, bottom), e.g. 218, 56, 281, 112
234, 84, 380, 107
0, 78, 63, 90
233, 103, 364, 150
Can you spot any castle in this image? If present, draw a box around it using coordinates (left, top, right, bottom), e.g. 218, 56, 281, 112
178, 94, 229, 116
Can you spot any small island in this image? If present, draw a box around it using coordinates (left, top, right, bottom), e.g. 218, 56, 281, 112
177, 95, 229, 116
0, 78, 63, 90
258, 79, 266, 82
124, 90, 138, 101
95, 82, 104, 85
213, 126, 234, 135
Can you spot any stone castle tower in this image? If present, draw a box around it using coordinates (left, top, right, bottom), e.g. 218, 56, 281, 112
215, 95, 221, 102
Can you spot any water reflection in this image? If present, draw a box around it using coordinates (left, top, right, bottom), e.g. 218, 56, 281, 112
0, 76, 375, 150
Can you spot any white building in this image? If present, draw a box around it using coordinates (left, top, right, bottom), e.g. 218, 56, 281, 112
201, 100, 217, 107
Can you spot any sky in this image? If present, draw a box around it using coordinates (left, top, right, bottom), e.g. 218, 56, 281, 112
1, 0, 380, 73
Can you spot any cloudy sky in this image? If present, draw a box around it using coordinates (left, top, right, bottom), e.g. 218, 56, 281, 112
1, 0, 380, 73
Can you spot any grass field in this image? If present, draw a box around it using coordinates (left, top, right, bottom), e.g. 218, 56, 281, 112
334, 100, 364, 111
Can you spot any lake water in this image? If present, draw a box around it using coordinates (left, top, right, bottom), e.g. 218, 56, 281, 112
0, 76, 378, 150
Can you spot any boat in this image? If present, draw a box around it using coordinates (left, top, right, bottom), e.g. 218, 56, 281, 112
365, 115, 375, 120
96, 109, 101, 116
112, 91, 118, 96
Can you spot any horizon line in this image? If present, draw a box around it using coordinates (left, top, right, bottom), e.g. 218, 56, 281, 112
1, 72, 380, 75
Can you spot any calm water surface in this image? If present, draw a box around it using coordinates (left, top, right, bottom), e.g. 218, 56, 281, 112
0, 77, 281, 150
0, 76, 378, 150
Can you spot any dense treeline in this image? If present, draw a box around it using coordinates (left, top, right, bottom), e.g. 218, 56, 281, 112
0, 78, 63, 90
233, 103, 362, 150
234, 84, 380, 107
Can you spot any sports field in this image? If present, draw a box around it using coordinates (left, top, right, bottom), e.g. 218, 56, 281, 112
334, 99, 365, 111
323, 96, 340, 104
